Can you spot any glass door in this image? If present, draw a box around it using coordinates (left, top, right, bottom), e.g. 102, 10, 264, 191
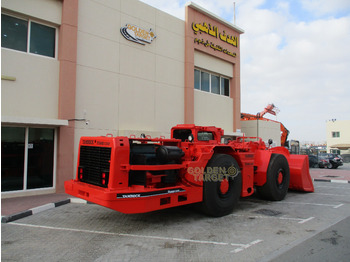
27, 128, 54, 189
1, 127, 25, 191
1, 126, 55, 192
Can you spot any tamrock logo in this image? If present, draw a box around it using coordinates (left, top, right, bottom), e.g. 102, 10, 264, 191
120, 24, 156, 45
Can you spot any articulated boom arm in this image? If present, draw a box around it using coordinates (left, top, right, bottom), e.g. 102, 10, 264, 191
241, 104, 290, 146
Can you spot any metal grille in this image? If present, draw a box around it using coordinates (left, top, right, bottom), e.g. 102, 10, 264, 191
79, 146, 111, 187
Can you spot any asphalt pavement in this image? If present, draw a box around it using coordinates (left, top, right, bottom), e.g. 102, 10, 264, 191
265, 216, 350, 262
1, 163, 350, 261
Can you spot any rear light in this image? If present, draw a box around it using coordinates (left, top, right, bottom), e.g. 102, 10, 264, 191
78, 167, 84, 180
101, 171, 109, 187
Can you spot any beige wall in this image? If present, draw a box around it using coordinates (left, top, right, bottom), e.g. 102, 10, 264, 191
73, 0, 186, 170
1, 0, 245, 194
1, 50, 60, 119
193, 51, 235, 133
194, 90, 233, 132
241, 120, 281, 147
194, 51, 233, 78
74, 0, 185, 141
1, 1, 61, 120
1, 0, 72, 197
2, 0, 62, 25
185, 3, 243, 131
326, 120, 350, 154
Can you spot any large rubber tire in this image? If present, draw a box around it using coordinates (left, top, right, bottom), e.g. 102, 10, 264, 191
201, 154, 242, 217
256, 154, 290, 201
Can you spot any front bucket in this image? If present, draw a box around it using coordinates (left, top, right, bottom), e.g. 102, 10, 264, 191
288, 155, 314, 192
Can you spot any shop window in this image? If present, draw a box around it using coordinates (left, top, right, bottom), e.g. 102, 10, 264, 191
1, 127, 55, 192
1, 14, 28, 52
221, 78, 230, 97
332, 132, 340, 138
30, 22, 56, 57
1, 14, 56, 58
211, 75, 220, 94
194, 69, 230, 97
201, 71, 210, 92
194, 69, 200, 90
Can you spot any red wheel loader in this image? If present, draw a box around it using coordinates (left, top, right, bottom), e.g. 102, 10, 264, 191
65, 124, 314, 217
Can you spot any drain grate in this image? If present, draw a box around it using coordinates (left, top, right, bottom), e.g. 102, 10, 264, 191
254, 209, 283, 217
322, 175, 339, 178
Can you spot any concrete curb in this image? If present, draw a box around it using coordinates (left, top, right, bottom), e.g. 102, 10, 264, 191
313, 179, 350, 184
1, 198, 87, 223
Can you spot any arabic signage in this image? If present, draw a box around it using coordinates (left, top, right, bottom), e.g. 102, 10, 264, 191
192, 22, 238, 57
194, 38, 236, 57
120, 24, 156, 45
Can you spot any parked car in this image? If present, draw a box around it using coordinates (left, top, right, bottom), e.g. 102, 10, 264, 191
318, 153, 343, 169
318, 155, 330, 168
308, 155, 319, 168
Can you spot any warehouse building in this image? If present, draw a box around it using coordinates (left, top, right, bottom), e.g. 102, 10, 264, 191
1, 0, 244, 197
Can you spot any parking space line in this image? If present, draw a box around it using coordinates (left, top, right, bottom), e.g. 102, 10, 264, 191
298, 217, 315, 224
315, 185, 350, 189
231, 214, 314, 224
8, 222, 262, 253
279, 216, 315, 224
333, 204, 344, 209
277, 201, 344, 209
314, 193, 350, 197
231, 239, 263, 253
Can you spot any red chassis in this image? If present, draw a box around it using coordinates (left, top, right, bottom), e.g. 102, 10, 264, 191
65, 124, 314, 217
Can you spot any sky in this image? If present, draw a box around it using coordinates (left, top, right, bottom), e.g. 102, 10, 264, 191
140, 0, 350, 143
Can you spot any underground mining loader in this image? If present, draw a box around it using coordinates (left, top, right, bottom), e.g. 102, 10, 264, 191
65, 124, 314, 217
